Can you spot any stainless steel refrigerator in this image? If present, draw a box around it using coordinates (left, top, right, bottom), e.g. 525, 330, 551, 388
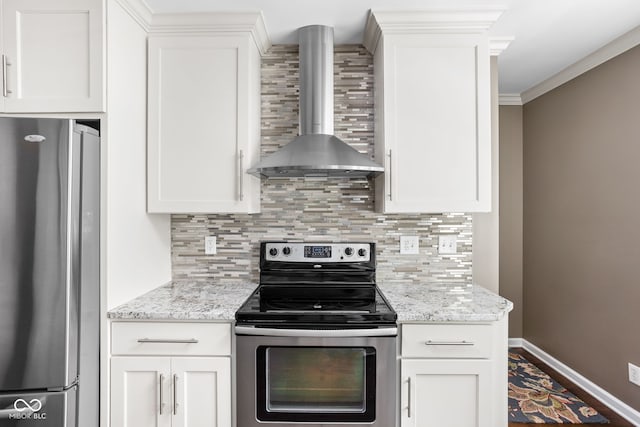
0, 118, 100, 426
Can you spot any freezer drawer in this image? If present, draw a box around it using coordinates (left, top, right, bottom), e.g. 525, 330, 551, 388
0, 387, 77, 426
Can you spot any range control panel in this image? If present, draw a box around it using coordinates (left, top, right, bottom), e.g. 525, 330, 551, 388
263, 242, 372, 263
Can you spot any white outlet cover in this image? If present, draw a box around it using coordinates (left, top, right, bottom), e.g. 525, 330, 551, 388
438, 235, 458, 254
205, 236, 217, 255
400, 235, 419, 255
629, 363, 640, 387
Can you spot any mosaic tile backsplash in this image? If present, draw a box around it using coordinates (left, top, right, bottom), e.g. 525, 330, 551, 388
171, 45, 472, 285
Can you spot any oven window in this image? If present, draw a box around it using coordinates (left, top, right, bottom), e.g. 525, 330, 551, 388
268, 347, 365, 412
256, 346, 376, 422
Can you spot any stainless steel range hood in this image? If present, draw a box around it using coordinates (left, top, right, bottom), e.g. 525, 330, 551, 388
248, 25, 384, 178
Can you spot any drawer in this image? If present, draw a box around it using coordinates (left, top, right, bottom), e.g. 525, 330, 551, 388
111, 321, 231, 356
401, 324, 493, 359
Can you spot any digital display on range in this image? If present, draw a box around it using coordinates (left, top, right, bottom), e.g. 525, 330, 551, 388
304, 245, 332, 258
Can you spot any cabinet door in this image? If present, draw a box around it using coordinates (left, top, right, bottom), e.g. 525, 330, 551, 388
147, 35, 260, 213
172, 357, 231, 427
111, 357, 172, 427
375, 34, 491, 213
401, 359, 493, 427
1, 0, 104, 112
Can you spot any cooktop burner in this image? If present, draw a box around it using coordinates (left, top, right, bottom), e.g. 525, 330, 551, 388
235, 242, 397, 327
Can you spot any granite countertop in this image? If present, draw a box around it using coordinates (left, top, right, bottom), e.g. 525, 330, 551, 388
107, 281, 512, 323
107, 281, 256, 321
380, 282, 513, 322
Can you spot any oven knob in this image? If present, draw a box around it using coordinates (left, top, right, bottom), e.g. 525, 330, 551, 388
344, 247, 354, 256
269, 247, 278, 257
282, 246, 291, 256
358, 248, 367, 257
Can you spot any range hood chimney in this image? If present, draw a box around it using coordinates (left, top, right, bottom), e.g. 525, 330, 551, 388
248, 25, 384, 178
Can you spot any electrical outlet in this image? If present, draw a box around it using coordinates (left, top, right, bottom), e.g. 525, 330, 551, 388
400, 236, 419, 255
204, 236, 217, 255
438, 235, 457, 254
629, 363, 640, 387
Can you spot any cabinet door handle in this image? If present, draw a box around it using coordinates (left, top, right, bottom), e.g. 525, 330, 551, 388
137, 338, 199, 344
173, 374, 178, 415
425, 340, 475, 346
407, 377, 411, 418
238, 149, 244, 201
159, 374, 165, 415
387, 149, 393, 201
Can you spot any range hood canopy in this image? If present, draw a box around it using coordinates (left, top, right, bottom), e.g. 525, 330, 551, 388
248, 25, 384, 178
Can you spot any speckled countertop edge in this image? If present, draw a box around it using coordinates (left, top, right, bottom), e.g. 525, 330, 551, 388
107, 280, 512, 323
107, 281, 257, 321
380, 282, 513, 322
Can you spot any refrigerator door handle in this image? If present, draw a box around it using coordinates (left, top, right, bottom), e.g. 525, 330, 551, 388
66, 119, 82, 387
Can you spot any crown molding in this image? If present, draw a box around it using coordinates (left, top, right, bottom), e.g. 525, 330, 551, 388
498, 93, 523, 105
363, 11, 382, 53
489, 37, 514, 56
114, 0, 153, 31
364, 9, 504, 53
522, 24, 640, 104
149, 12, 272, 55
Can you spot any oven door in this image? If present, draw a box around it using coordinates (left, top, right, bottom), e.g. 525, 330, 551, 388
236, 326, 397, 427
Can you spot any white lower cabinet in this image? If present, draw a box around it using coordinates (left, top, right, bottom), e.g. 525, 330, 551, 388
111, 357, 171, 427
172, 358, 231, 427
399, 320, 508, 427
110, 321, 232, 427
110, 357, 231, 427
401, 359, 492, 427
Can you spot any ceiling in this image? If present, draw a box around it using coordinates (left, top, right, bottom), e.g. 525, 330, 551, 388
144, 0, 640, 95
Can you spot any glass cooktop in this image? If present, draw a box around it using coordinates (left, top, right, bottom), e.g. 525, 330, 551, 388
235, 285, 397, 327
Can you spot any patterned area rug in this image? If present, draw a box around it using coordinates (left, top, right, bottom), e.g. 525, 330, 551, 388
508, 352, 609, 424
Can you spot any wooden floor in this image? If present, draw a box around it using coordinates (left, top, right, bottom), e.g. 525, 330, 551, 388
508, 348, 633, 426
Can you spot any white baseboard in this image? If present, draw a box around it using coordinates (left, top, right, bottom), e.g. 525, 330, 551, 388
508, 338, 523, 348
509, 338, 640, 426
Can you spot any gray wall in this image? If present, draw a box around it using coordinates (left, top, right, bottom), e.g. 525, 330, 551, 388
523, 45, 640, 410
499, 105, 523, 338
171, 45, 473, 285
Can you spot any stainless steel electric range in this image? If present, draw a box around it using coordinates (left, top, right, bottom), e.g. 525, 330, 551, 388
235, 242, 397, 427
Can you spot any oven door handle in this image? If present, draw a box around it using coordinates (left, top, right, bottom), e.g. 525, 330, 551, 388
234, 326, 397, 338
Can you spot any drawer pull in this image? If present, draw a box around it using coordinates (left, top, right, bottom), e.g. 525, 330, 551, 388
425, 340, 474, 346
137, 338, 199, 344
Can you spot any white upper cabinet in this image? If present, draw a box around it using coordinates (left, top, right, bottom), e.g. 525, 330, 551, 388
0, 0, 104, 112
147, 13, 270, 214
364, 11, 505, 213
